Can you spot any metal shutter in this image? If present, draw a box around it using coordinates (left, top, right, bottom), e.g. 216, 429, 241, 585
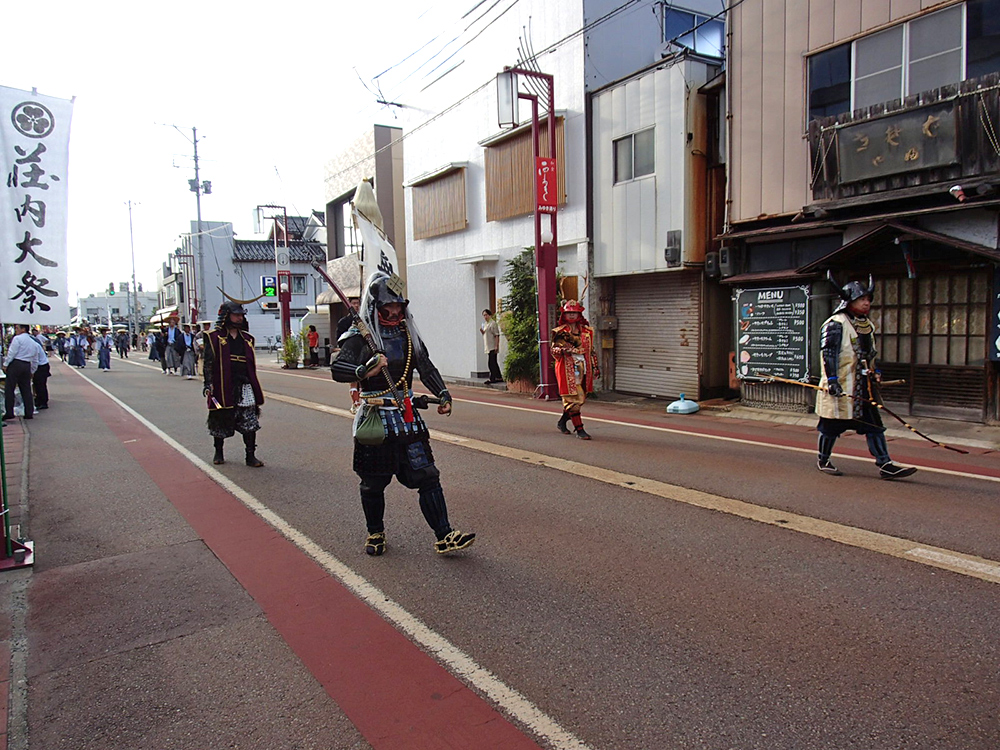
614, 271, 701, 399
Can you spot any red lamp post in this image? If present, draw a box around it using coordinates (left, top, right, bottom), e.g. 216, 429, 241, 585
497, 66, 559, 401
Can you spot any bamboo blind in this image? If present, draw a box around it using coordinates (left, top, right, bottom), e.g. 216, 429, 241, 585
412, 168, 467, 240
485, 117, 566, 222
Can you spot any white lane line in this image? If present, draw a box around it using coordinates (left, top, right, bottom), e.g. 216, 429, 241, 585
905, 548, 1000, 582
262, 390, 1000, 588
69, 366, 592, 750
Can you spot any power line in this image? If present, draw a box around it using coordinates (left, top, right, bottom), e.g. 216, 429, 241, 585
325, 0, 741, 186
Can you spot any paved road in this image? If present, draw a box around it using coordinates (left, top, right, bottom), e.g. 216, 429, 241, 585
17, 356, 1000, 749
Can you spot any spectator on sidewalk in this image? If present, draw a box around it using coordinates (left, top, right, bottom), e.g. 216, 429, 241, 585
31, 332, 51, 410
307, 325, 320, 368
480, 309, 503, 384
3, 323, 39, 421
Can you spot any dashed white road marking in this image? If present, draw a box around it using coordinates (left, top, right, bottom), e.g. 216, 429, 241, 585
70, 365, 593, 750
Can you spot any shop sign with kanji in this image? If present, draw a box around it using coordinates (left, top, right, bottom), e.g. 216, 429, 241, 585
836, 104, 957, 184
0, 86, 73, 324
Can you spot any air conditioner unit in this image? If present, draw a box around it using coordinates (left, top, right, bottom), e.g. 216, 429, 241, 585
719, 246, 737, 277
705, 251, 720, 278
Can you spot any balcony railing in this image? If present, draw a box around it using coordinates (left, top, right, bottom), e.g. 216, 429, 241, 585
807, 72, 1000, 203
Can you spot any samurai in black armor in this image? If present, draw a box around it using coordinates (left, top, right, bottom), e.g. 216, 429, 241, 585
815, 275, 915, 480
331, 271, 476, 556
202, 299, 265, 468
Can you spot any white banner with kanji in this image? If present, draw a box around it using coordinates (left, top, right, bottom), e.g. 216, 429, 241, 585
351, 180, 400, 289
0, 85, 73, 325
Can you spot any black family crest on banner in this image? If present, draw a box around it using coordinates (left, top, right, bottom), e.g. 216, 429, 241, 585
1, 87, 74, 324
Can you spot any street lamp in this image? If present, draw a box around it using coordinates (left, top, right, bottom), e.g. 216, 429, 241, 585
496, 66, 559, 400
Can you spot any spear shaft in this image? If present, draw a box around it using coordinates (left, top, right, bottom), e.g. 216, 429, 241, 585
311, 261, 404, 408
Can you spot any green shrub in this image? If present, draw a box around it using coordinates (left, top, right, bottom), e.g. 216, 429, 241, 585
500, 248, 539, 384
281, 334, 301, 368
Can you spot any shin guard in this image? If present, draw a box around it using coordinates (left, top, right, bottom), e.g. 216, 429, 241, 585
865, 431, 891, 467
817, 433, 837, 462
418, 484, 452, 540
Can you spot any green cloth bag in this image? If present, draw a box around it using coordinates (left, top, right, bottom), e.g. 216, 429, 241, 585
355, 405, 385, 446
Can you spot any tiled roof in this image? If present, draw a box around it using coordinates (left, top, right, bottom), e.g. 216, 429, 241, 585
233, 240, 326, 263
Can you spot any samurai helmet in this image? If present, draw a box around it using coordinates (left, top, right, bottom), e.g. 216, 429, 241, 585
216, 288, 264, 329
364, 272, 408, 326
827, 271, 874, 313
558, 299, 588, 326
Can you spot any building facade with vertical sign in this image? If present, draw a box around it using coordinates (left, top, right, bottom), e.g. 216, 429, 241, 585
723, 0, 1000, 423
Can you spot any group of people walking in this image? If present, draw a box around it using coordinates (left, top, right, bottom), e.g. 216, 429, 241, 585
146, 319, 203, 379
2, 264, 917, 562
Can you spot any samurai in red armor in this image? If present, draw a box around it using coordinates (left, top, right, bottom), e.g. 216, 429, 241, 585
331, 271, 476, 557
551, 299, 600, 439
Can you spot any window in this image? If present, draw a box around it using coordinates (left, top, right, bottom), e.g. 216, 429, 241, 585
614, 128, 655, 184
484, 117, 566, 222
807, 2, 1000, 121
664, 7, 724, 58
411, 167, 467, 240
292, 275, 307, 295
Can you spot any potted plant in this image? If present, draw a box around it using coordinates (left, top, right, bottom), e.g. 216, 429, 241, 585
281, 334, 301, 369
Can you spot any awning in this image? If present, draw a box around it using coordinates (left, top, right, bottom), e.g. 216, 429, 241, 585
797, 220, 1000, 274
315, 254, 362, 305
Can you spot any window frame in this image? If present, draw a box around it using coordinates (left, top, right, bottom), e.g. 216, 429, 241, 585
613, 127, 655, 185
808, 3, 970, 120
662, 5, 725, 58
850, 4, 966, 110
291, 274, 308, 296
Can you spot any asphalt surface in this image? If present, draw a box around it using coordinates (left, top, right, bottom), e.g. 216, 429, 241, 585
5, 354, 1000, 749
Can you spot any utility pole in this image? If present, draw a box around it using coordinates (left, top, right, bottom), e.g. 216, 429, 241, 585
126, 200, 139, 339
192, 127, 205, 324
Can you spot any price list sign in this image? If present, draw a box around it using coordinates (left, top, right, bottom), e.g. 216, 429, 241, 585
734, 286, 810, 381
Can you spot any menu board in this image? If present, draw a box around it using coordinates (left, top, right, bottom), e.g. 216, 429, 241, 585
734, 286, 809, 381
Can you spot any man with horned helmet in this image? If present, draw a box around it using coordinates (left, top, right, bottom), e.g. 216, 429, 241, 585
202, 296, 265, 467
815, 274, 916, 480
551, 299, 600, 439
331, 270, 475, 557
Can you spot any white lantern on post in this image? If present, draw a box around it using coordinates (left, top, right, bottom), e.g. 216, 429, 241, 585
496, 69, 519, 129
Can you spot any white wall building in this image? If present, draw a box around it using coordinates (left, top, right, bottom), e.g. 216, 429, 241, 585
394, 0, 728, 382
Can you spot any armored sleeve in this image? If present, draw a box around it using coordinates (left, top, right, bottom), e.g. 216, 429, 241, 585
414, 340, 450, 402
201, 334, 214, 391
330, 334, 368, 382
820, 318, 843, 380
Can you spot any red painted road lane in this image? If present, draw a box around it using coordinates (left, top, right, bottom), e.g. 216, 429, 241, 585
256, 367, 1000, 480
74, 377, 544, 750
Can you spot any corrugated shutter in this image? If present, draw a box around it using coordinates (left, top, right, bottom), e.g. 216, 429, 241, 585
614, 271, 701, 399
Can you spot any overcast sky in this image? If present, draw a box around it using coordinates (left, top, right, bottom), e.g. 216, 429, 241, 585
10, 0, 470, 302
